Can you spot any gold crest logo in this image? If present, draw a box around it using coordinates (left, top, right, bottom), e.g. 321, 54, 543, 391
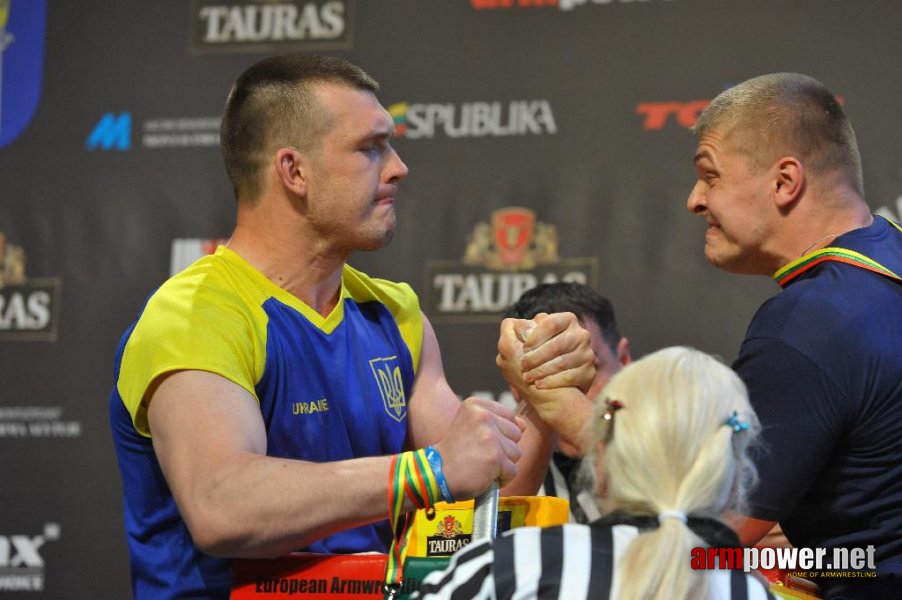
0, 232, 27, 288
0, 232, 62, 341
369, 356, 406, 422
435, 515, 464, 539
463, 207, 559, 271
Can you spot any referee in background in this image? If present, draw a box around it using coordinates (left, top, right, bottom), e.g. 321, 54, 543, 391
501, 282, 631, 524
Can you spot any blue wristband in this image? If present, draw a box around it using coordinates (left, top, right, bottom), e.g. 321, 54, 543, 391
425, 446, 455, 503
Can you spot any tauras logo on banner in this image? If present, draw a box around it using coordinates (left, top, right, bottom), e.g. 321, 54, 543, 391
0, 233, 61, 342
423, 208, 597, 322
390, 100, 556, 139
0, 523, 60, 592
190, 0, 354, 53
426, 515, 469, 557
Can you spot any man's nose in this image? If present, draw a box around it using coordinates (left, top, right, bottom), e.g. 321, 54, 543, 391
687, 181, 707, 214
385, 146, 409, 183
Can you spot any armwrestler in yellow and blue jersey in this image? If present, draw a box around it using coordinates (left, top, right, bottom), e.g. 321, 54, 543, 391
109, 246, 423, 598
107, 54, 598, 600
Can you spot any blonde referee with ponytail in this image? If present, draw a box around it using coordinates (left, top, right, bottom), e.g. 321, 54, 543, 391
415, 347, 775, 600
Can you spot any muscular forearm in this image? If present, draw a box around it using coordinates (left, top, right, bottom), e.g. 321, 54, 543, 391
147, 371, 407, 559
522, 387, 594, 455
177, 453, 398, 559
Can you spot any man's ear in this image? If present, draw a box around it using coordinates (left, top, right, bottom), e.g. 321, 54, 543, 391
274, 147, 308, 197
616, 337, 631, 367
773, 156, 804, 208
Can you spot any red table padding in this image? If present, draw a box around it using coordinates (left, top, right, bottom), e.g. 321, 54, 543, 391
231, 553, 387, 599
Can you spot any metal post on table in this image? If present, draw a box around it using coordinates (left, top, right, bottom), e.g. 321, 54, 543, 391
471, 482, 499, 541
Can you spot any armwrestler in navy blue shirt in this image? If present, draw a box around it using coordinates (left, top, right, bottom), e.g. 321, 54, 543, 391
687, 72, 901, 599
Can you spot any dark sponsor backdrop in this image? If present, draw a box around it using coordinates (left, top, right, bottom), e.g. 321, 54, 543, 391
1, 0, 901, 596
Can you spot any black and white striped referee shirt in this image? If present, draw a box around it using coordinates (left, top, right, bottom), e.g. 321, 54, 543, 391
414, 522, 775, 600
538, 452, 600, 524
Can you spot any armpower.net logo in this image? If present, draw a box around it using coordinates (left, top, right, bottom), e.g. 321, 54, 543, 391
694, 544, 879, 593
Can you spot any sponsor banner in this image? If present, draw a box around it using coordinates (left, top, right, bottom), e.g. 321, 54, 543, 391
86, 113, 222, 152
423, 208, 597, 322
636, 99, 710, 130
86, 100, 558, 151
142, 116, 221, 148
85, 112, 131, 151
0, 406, 81, 438
637, 93, 844, 131
190, 0, 354, 54
426, 260, 595, 320
390, 99, 556, 139
0, 0, 47, 148
0, 233, 61, 342
471, 0, 675, 12
0, 523, 60, 593
406, 497, 568, 558
425, 514, 469, 557
422, 512, 513, 558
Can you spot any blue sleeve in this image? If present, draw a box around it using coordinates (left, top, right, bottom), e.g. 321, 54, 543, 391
733, 338, 849, 521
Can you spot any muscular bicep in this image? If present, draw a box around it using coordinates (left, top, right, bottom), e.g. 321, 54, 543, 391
147, 370, 266, 524
406, 314, 461, 450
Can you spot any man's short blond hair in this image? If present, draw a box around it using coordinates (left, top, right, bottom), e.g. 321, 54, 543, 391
693, 73, 863, 196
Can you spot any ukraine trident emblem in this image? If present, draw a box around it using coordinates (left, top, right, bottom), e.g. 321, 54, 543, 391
369, 356, 407, 422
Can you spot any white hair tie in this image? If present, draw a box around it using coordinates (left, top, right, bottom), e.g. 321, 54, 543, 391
657, 510, 688, 525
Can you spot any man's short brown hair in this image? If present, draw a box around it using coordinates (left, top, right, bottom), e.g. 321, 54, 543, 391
220, 54, 379, 201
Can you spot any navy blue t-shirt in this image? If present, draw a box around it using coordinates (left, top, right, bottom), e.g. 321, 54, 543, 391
734, 216, 902, 581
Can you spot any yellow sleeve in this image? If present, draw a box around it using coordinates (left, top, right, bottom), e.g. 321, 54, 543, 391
116, 267, 264, 436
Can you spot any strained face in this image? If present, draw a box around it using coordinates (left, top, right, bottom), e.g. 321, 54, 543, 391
303, 83, 409, 252
687, 129, 777, 275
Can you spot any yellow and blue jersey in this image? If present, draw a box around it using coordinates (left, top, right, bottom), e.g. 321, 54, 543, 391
109, 246, 423, 599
